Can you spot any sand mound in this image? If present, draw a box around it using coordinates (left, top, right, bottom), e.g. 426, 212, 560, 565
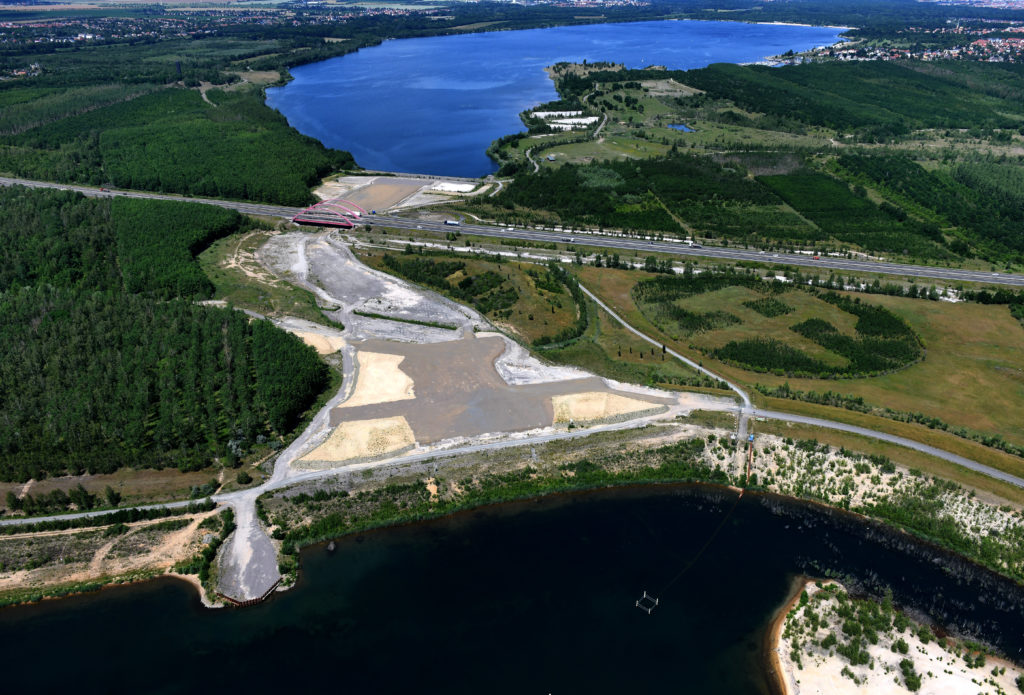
300, 416, 415, 464
552, 392, 658, 424
341, 352, 415, 408
293, 331, 347, 355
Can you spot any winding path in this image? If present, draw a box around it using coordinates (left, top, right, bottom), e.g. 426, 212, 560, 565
578, 281, 1024, 490
7, 283, 1023, 536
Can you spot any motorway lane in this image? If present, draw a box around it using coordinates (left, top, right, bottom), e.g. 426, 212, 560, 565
1, 223, 1021, 538
0, 175, 304, 219
2, 175, 1023, 287
373, 215, 1024, 288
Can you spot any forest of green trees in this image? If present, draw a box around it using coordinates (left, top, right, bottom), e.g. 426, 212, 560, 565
836, 153, 1024, 259
759, 170, 947, 258
494, 153, 822, 243
0, 187, 329, 482
381, 251, 520, 316
0, 89, 350, 206
680, 60, 1024, 138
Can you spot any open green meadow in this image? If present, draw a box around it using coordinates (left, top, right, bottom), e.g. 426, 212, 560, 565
575, 264, 1024, 450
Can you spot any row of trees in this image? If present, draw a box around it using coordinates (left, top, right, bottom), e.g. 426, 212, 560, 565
714, 292, 922, 378
790, 315, 920, 375
630, 268, 924, 378
533, 262, 587, 347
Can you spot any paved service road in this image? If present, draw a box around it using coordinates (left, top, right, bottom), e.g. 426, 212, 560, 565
754, 410, 1024, 490
3, 175, 1023, 288
579, 280, 1024, 490
4, 175, 1024, 597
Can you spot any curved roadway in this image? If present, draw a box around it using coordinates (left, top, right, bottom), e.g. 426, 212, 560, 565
580, 282, 1024, 490
6, 283, 1024, 534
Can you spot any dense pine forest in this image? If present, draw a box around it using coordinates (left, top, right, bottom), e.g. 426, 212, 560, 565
0, 187, 329, 482
0, 89, 349, 206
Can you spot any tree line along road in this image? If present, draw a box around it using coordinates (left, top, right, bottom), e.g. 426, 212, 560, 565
2, 175, 1023, 288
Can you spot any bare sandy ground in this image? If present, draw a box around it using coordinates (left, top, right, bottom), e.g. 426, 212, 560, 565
480, 331, 590, 386
552, 391, 663, 424
774, 580, 1024, 695
293, 331, 346, 355
314, 176, 429, 211
340, 352, 416, 408
271, 316, 347, 355
328, 335, 675, 445
0, 511, 216, 593
298, 416, 416, 466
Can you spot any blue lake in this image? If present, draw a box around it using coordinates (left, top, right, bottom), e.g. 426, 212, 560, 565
668, 123, 695, 132
2, 487, 1023, 693
266, 20, 846, 177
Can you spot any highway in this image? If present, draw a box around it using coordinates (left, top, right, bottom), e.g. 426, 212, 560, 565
384, 216, 1024, 288
3, 175, 1023, 288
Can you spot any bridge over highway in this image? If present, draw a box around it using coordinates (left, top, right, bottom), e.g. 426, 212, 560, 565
3, 175, 1023, 288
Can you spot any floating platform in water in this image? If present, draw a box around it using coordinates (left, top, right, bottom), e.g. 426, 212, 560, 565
636, 590, 659, 614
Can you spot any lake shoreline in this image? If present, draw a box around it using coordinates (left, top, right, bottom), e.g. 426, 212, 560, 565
770, 579, 1024, 694
266, 19, 848, 177
5, 475, 1023, 613
4, 478, 1024, 693
764, 575, 812, 695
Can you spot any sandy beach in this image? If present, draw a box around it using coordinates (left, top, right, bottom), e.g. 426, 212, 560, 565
770, 579, 1024, 695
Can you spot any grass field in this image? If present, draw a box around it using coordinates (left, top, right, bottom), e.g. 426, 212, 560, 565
574, 264, 1024, 449
497, 73, 833, 173
543, 298, 722, 390
650, 284, 858, 367
0, 467, 224, 512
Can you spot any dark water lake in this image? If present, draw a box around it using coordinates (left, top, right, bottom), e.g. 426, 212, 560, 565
265, 20, 846, 177
2, 486, 1023, 694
